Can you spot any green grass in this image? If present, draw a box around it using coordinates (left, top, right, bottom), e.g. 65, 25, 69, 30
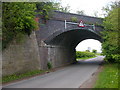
94, 63, 118, 88
96, 53, 102, 55
76, 56, 96, 61
2, 70, 46, 83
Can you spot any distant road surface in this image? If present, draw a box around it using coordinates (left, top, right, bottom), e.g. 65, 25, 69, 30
3, 56, 104, 88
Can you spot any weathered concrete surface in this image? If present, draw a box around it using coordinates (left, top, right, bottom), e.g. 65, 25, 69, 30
34, 11, 104, 70
2, 32, 40, 76
35, 11, 103, 46
39, 45, 76, 70
3, 56, 104, 88
47, 46, 76, 68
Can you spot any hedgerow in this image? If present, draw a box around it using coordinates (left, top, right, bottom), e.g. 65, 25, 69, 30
76, 51, 95, 58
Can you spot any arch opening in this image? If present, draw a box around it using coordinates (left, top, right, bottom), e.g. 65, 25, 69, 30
43, 29, 103, 68
75, 39, 102, 62
76, 39, 102, 53
44, 29, 103, 48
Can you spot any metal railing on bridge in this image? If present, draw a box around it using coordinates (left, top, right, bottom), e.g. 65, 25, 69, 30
65, 20, 95, 31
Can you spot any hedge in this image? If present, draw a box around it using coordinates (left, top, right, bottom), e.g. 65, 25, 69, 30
76, 51, 95, 58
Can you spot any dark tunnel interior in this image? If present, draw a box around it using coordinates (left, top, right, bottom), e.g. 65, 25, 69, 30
44, 29, 103, 49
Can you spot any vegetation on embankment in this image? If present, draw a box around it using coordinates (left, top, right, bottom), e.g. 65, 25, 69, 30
2, 2, 68, 50
94, 2, 119, 88
95, 1, 120, 88
2, 70, 46, 83
76, 51, 96, 60
3, 61, 55, 83
94, 63, 118, 88
2, 3, 38, 49
101, 1, 120, 63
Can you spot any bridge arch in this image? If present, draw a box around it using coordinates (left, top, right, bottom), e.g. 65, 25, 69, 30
44, 28, 103, 48
35, 11, 104, 70
41, 28, 103, 69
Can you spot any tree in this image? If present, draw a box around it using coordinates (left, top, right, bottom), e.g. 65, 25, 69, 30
36, 2, 59, 19
2, 2, 37, 49
58, 4, 71, 13
102, 1, 120, 63
85, 50, 90, 52
92, 49, 97, 53
76, 10, 86, 15
93, 11, 99, 17
2, 2, 60, 49
36, 1, 71, 13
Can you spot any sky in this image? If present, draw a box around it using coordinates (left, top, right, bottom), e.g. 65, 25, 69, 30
75, 39, 102, 52
59, 0, 117, 53
60, 0, 117, 17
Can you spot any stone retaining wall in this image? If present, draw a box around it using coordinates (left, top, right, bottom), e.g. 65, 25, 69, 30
2, 32, 40, 76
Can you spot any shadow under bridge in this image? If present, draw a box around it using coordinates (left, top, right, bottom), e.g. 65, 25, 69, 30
42, 28, 103, 68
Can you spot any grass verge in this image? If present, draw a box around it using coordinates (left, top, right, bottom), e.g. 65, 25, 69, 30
2, 70, 46, 83
94, 63, 118, 88
76, 56, 96, 61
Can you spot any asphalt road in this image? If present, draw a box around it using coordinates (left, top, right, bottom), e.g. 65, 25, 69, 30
3, 56, 104, 88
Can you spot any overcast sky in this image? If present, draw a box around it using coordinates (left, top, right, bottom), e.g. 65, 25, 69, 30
59, 0, 117, 53
75, 39, 102, 52
60, 0, 117, 17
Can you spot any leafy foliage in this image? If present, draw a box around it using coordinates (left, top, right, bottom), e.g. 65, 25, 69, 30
2, 2, 60, 49
58, 4, 71, 13
76, 51, 95, 59
102, 1, 120, 63
85, 50, 90, 52
2, 2, 37, 49
76, 10, 86, 15
70, 17, 77, 22
36, 2, 59, 21
47, 61, 52, 69
92, 49, 97, 53
35, 2, 71, 21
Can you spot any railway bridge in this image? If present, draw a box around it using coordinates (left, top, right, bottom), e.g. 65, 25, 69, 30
35, 11, 104, 69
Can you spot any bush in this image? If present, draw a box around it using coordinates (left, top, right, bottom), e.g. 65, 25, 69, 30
71, 17, 77, 22
112, 54, 120, 63
76, 51, 95, 58
104, 55, 115, 63
2, 3, 37, 49
92, 49, 97, 53
47, 61, 52, 69
104, 54, 120, 63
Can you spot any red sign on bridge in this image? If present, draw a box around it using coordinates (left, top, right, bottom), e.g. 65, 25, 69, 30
78, 20, 85, 27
